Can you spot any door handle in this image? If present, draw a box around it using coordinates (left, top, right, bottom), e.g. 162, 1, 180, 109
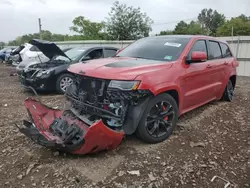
207, 64, 212, 68
224, 62, 229, 65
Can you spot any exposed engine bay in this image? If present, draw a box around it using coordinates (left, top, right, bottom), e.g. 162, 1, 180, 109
65, 74, 151, 132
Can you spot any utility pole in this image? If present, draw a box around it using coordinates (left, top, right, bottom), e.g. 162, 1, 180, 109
38, 18, 42, 40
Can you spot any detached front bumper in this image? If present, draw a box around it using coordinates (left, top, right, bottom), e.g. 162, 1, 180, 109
18, 98, 124, 154
20, 75, 51, 91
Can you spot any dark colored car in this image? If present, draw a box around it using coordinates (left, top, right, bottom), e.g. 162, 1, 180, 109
19, 35, 238, 155
20, 39, 118, 93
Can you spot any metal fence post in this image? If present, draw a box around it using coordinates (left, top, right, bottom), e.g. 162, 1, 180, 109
235, 36, 240, 59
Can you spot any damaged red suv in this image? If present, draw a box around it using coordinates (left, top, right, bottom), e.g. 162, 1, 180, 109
20, 35, 238, 155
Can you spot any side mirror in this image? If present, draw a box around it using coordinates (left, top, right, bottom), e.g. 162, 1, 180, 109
187, 51, 207, 64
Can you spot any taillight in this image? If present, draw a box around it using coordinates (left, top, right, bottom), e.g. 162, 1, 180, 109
232, 59, 239, 68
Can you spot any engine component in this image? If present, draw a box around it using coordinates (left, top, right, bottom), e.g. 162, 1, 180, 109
65, 75, 152, 130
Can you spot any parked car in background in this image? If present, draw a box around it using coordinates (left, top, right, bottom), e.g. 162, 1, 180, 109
20, 39, 118, 93
14, 43, 50, 67
0, 47, 15, 63
16, 46, 72, 74
8, 45, 25, 65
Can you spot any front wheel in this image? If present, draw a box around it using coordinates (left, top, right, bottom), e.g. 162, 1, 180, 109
136, 93, 178, 143
222, 79, 234, 102
0, 58, 3, 63
56, 73, 74, 94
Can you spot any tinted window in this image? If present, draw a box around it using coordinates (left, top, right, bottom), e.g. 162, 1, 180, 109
208, 41, 222, 59
188, 40, 207, 59
105, 49, 117, 57
87, 49, 103, 59
30, 46, 40, 52
54, 47, 87, 63
220, 43, 232, 58
117, 37, 190, 62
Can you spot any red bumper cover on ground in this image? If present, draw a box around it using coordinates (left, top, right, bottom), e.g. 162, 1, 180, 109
19, 98, 124, 155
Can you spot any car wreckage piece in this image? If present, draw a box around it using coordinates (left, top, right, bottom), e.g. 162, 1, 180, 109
18, 98, 124, 154
18, 74, 152, 154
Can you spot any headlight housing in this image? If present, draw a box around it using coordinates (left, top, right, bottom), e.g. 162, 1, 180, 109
36, 69, 54, 77
108, 80, 140, 90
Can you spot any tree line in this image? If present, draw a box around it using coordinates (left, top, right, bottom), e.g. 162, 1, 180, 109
159, 10, 250, 36
3, 1, 250, 46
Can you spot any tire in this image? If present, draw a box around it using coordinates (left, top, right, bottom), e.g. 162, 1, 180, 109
222, 79, 234, 102
56, 73, 74, 94
0, 58, 3, 63
136, 93, 178, 143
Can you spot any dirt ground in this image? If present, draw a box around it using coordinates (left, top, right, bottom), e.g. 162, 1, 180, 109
0, 64, 249, 188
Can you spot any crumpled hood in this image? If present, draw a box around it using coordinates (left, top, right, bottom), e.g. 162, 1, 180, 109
68, 57, 173, 80
29, 39, 69, 60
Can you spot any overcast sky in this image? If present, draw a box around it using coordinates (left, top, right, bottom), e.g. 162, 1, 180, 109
0, 0, 249, 42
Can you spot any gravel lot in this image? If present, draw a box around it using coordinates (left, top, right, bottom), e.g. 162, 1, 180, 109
0, 64, 249, 188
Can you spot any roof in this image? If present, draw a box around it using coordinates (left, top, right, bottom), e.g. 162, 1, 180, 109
151, 35, 229, 44
72, 46, 119, 50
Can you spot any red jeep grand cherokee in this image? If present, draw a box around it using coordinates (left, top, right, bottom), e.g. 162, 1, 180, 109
20, 35, 239, 154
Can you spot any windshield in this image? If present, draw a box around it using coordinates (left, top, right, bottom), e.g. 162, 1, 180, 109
117, 36, 190, 61
55, 47, 88, 63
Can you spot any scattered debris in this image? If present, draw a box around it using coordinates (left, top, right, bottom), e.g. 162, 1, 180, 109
26, 163, 38, 175
127, 170, 140, 176
199, 164, 207, 168
211, 176, 230, 188
148, 173, 157, 181
118, 171, 125, 177
4, 104, 8, 107
17, 174, 23, 180
53, 151, 60, 157
190, 141, 206, 148
10, 73, 18, 76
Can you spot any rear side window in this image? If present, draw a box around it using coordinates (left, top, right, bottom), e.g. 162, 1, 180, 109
104, 49, 117, 58
30, 46, 40, 52
187, 40, 207, 59
220, 43, 232, 58
208, 41, 222, 59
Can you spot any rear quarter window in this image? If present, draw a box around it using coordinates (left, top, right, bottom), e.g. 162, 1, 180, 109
220, 43, 232, 58
208, 41, 222, 59
105, 49, 117, 57
30, 46, 41, 52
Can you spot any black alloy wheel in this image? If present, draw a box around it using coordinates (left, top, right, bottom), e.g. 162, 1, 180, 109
146, 101, 175, 138
222, 79, 234, 102
136, 93, 178, 143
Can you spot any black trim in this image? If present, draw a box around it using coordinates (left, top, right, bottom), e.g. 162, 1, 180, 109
19, 119, 85, 153
66, 95, 121, 120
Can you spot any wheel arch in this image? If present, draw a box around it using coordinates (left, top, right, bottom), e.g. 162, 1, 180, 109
150, 83, 182, 109
229, 75, 236, 89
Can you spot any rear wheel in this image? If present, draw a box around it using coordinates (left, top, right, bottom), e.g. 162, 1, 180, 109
56, 73, 74, 94
136, 93, 178, 143
222, 79, 234, 102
